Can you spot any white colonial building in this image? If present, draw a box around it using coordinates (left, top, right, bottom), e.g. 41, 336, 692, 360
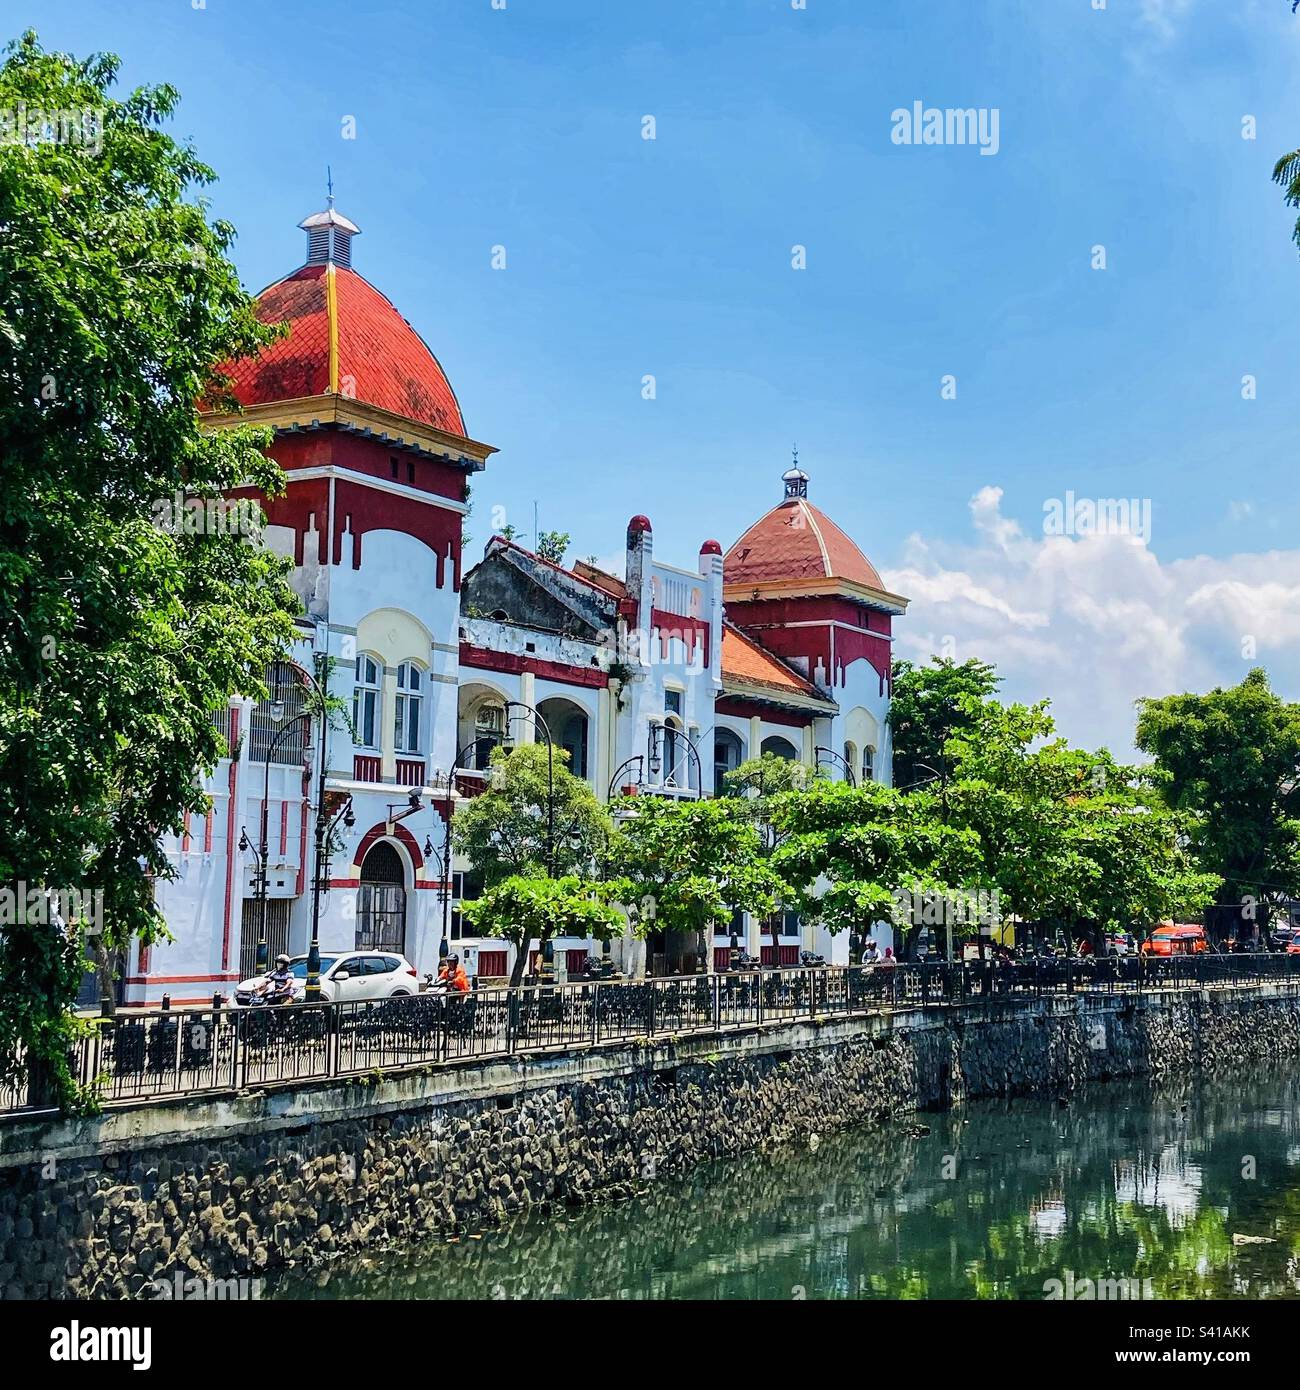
128, 207, 908, 1006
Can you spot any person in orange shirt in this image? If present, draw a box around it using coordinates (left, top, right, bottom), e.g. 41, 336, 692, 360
438, 954, 470, 994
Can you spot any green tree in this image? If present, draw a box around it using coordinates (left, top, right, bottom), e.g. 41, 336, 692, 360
452, 743, 613, 983
888, 656, 999, 788
461, 875, 623, 980
722, 751, 821, 955
0, 33, 299, 1106
769, 779, 989, 957
536, 529, 570, 565
610, 796, 784, 972
949, 698, 1215, 945
1273, 143, 1300, 253
1136, 668, 1300, 940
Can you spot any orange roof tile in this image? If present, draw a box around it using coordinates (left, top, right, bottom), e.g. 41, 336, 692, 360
218, 264, 465, 437
725, 498, 884, 591
721, 624, 828, 701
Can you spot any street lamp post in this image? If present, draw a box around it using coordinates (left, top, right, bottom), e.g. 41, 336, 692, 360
281, 653, 358, 1004
502, 700, 556, 985
652, 723, 704, 796
910, 761, 951, 963
433, 738, 491, 973
502, 700, 555, 872
607, 755, 645, 802
242, 710, 313, 975
814, 745, 857, 787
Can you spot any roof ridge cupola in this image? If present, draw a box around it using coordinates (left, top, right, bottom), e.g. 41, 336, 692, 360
298, 177, 360, 268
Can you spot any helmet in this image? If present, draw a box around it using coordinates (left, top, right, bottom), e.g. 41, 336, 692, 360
446, 954, 459, 967
275, 954, 290, 966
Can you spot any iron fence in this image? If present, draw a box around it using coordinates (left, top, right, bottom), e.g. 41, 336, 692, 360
5, 953, 1299, 1117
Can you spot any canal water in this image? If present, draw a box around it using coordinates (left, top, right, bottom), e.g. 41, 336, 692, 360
272, 1068, 1300, 1300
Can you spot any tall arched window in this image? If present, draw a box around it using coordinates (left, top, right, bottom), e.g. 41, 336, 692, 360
714, 728, 744, 795
661, 717, 685, 786
862, 746, 875, 782
843, 741, 858, 785
353, 654, 381, 749
394, 661, 423, 754
473, 701, 505, 770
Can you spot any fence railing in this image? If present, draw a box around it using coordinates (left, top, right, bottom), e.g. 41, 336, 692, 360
4, 953, 1299, 1117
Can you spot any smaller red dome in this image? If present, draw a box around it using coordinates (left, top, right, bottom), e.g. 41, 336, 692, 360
627, 515, 652, 538
725, 498, 884, 591
700, 539, 723, 556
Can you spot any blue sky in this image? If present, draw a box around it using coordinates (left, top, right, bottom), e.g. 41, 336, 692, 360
22, 0, 1300, 752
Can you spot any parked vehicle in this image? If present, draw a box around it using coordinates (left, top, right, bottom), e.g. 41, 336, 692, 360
1140, 924, 1208, 957
1105, 931, 1135, 957
799, 950, 827, 968
232, 952, 418, 1006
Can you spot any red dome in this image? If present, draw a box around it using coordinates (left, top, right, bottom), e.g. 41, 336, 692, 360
725, 497, 884, 591
219, 263, 465, 437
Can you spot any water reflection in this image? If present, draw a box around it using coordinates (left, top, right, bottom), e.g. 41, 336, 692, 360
272, 1068, 1300, 1301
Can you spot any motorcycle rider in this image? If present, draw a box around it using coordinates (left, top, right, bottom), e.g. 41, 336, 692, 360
261, 953, 295, 1004
437, 954, 470, 995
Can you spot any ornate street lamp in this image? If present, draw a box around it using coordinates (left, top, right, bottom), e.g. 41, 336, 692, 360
243, 703, 313, 976
428, 739, 490, 970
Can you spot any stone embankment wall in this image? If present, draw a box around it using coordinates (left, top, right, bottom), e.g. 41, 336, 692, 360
2, 984, 1298, 1298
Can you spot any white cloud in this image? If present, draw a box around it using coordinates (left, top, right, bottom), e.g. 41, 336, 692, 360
882, 487, 1300, 757
1139, 0, 1195, 41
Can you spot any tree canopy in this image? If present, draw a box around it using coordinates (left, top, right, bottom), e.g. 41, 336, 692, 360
462, 875, 623, 980
1136, 668, 1300, 934
0, 32, 299, 1104
888, 656, 999, 787
610, 795, 784, 951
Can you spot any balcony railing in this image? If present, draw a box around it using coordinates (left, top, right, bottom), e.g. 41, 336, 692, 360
395, 758, 425, 787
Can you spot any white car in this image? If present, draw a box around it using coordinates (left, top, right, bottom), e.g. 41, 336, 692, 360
232, 952, 420, 1006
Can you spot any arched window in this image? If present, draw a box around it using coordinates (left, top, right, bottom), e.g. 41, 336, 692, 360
353, 654, 381, 750
538, 697, 589, 782
843, 741, 858, 784
661, 717, 685, 787
473, 701, 505, 770
714, 728, 744, 795
862, 746, 875, 783
394, 661, 423, 754
761, 735, 798, 762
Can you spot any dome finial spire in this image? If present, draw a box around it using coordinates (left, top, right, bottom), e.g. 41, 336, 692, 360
326, 164, 335, 209
782, 445, 809, 500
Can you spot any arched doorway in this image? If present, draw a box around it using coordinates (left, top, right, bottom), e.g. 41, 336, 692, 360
537, 696, 591, 782
356, 840, 408, 954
